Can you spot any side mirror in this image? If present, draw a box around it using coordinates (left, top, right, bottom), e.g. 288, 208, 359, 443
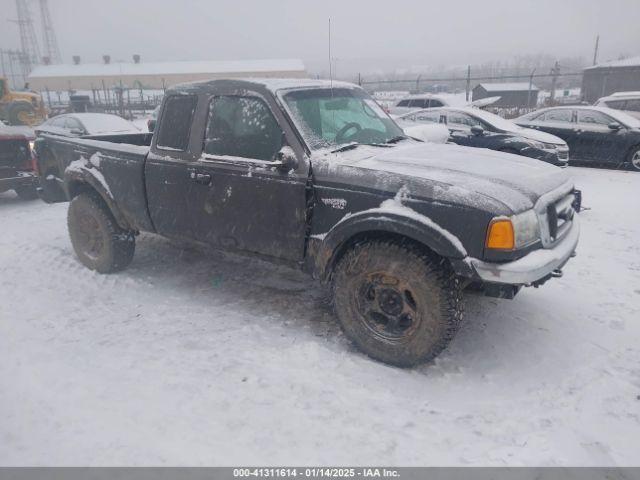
471, 126, 484, 136
608, 122, 621, 131
70, 128, 84, 136
273, 147, 299, 171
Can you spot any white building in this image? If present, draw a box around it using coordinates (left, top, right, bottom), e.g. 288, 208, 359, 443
27, 58, 307, 91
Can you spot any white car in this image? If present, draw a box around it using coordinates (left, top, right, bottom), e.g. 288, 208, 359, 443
594, 92, 640, 120
389, 93, 500, 116
35, 113, 141, 138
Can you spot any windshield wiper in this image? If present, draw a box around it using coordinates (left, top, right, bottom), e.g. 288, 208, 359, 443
330, 142, 360, 153
385, 135, 408, 144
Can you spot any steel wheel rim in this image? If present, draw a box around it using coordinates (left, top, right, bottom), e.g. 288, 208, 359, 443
75, 212, 104, 260
632, 150, 640, 170
355, 272, 421, 342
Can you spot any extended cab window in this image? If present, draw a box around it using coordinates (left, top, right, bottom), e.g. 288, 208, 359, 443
204, 96, 283, 161
542, 109, 573, 123
156, 95, 197, 151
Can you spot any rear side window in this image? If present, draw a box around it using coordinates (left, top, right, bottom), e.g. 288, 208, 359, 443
397, 100, 410, 107
51, 117, 66, 127
156, 95, 198, 151
543, 109, 573, 123
406, 109, 441, 124
429, 100, 444, 108
204, 96, 283, 161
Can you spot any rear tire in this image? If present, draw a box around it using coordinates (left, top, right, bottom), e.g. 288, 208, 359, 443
14, 185, 38, 200
332, 241, 463, 367
67, 192, 135, 273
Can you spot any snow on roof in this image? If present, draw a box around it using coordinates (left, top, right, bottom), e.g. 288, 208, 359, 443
173, 77, 359, 94
28, 59, 306, 79
247, 78, 355, 92
584, 56, 640, 70
476, 82, 539, 92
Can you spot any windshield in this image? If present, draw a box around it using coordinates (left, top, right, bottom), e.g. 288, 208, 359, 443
281, 87, 404, 150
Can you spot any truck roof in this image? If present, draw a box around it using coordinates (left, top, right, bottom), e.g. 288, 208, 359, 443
168, 78, 358, 96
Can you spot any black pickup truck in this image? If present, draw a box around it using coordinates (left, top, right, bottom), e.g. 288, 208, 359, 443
34, 79, 580, 367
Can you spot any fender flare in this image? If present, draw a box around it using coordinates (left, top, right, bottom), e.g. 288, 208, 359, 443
64, 167, 131, 230
314, 209, 467, 281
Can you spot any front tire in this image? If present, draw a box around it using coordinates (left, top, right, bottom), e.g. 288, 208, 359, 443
67, 192, 135, 273
332, 241, 463, 367
628, 145, 640, 171
8, 102, 36, 126
14, 185, 39, 200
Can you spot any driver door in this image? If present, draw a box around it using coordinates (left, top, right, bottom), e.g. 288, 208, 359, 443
188, 93, 309, 261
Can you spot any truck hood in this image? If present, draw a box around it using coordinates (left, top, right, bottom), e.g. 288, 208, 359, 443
313, 142, 572, 214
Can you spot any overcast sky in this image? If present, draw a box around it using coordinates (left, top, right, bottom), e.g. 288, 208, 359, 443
1, 0, 639, 77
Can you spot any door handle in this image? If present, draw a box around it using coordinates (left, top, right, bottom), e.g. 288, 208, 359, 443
189, 170, 211, 184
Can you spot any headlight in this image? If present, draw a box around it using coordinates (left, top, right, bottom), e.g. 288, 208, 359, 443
527, 140, 557, 151
486, 210, 540, 250
29, 140, 35, 152
511, 210, 540, 248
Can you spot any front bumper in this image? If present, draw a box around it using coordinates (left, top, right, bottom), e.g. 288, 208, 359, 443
524, 146, 569, 167
466, 214, 580, 286
0, 171, 37, 192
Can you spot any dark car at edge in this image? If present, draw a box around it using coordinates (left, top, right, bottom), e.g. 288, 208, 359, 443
515, 106, 640, 170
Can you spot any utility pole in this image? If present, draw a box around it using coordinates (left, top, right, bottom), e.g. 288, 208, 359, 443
527, 68, 536, 109
549, 61, 560, 106
465, 65, 471, 102
592, 34, 600, 66
39, 0, 62, 64
13, 0, 41, 74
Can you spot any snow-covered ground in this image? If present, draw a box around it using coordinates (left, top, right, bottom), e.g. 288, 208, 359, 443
1, 167, 639, 466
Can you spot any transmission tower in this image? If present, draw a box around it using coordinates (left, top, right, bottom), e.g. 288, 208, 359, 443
13, 0, 41, 73
39, 0, 61, 64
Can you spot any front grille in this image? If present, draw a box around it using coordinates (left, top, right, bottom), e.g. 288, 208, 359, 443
535, 183, 576, 248
0, 139, 30, 169
547, 193, 575, 242
557, 149, 569, 160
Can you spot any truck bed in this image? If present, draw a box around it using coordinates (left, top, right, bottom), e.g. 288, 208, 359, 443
36, 132, 155, 232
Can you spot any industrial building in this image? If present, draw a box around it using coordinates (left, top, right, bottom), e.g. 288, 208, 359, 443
582, 56, 640, 103
472, 82, 539, 108
26, 57, 308, 91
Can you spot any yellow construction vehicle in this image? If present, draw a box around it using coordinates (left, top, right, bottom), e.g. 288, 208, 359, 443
0, 77, 47, 126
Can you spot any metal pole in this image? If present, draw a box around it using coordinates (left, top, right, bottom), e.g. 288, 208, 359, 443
465, 65, 471, 101
527, 69, 536, 108
592, 34, 600, 66
550, 62, 559, 106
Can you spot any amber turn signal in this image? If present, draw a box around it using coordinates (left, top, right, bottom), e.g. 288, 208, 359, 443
486, 219, 515, 250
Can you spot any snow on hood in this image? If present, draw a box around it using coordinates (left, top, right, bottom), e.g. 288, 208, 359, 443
509, 126, 566, 145
313, 142, 572, 213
